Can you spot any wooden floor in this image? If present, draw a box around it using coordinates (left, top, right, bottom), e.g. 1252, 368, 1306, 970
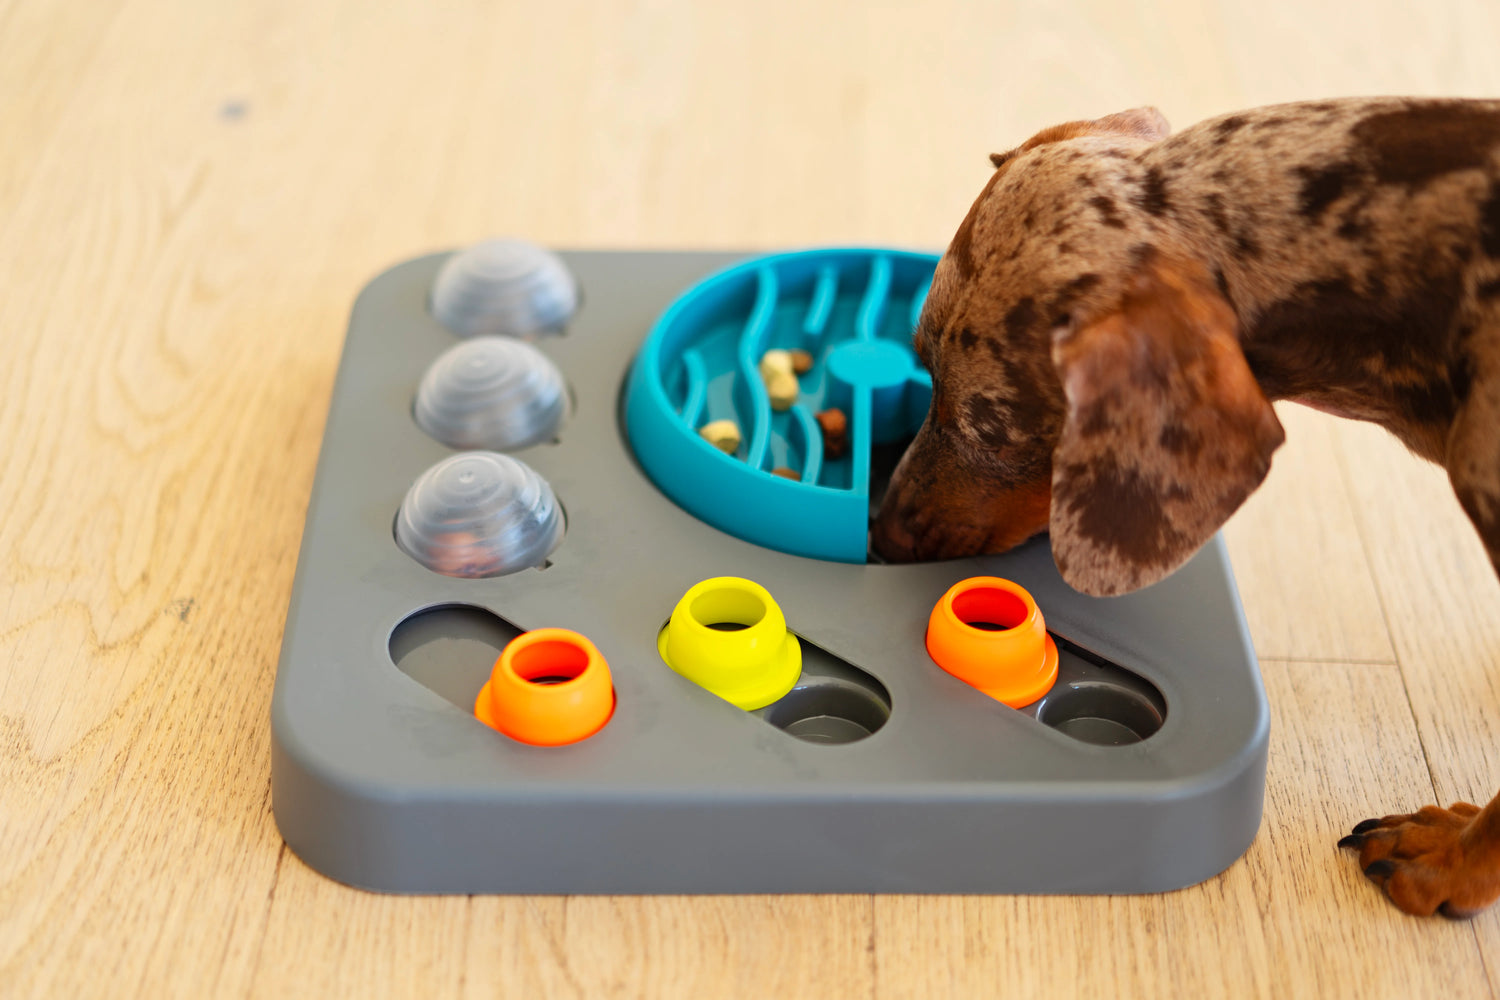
4, 0, 1500, 996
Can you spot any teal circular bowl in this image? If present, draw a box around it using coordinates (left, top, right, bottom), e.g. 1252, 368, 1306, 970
624, 248, 939, 562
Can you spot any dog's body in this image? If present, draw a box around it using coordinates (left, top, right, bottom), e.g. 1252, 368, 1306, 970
870, 97, 1500, 915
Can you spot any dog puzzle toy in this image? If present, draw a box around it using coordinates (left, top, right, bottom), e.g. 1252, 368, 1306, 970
270, 241, 1269, 894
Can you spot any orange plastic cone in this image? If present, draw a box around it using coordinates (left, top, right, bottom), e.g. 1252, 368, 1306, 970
475, 628, 615, 746
926, 577, 1058, 709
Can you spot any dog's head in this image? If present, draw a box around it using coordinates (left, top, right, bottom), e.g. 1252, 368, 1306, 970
870, 108, 1285, 596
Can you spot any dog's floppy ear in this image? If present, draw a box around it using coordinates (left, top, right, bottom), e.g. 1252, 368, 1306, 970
1090, 107, 1172, 142
990, 107, 1171, 166
1048, 255, 1284, 596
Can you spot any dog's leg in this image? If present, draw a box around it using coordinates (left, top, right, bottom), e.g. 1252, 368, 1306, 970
1447, 316, 1500, 572
1340, 315, 1500, 916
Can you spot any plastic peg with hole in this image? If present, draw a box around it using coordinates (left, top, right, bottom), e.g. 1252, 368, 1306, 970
474, 628, 615, 746
658, 577, 802, 710
926, 576, 1059, 708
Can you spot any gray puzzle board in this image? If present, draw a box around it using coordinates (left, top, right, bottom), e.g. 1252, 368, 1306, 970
270, 249, 1269, 894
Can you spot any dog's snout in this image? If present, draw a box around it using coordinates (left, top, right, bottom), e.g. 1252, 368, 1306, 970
869, 504, 919, 563
869, 430, 1053, 565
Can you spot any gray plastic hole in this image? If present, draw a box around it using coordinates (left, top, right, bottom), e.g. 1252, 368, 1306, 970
761, 677, 891, 745
1035, 682, 1164, 746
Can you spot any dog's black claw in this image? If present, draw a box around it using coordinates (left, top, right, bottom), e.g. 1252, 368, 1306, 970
1364, 859, 1398, 879
1352, 817, 1384, 835
1337, 834, 1364, 849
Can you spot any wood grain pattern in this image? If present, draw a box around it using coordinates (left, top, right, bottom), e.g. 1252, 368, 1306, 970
1331, 420, 1500, 990
3, 0, 1499, 996
1223, 404, 1395, 664
872, 660, 1490, 1000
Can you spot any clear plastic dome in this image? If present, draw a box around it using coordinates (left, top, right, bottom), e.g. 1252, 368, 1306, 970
430, 239, 579, 338
414, 336, 568, 451
395, 452, 564, 577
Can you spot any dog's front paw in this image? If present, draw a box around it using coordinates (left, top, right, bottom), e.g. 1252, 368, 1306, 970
1337, 802, 1500, 917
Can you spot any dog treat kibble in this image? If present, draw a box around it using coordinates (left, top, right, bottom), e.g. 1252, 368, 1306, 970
771, 466, 801, 481
815, 407, 848, 460
815, 407, 847, 437
788, 349, 814, 375
758, 349, 794, 381
766, 369, 799, 411
699, 419, 742, 454
759, 349, 801, 410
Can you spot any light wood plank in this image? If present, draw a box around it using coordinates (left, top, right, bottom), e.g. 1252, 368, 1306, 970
1209, 0, 1500, 106
253, 865, 878, 1000
461, 897, 874, 1000
0, 2, 381, 995
0, 0, 131, 212
1333, 421, 1500, 988
248, 858, 471, 1000
873, 660, 1491, 1000
1333, 422, 1500, 804
1224, 404, 1396, 663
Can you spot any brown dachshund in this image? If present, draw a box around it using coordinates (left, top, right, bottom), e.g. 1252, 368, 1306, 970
870, 97, 1500, 916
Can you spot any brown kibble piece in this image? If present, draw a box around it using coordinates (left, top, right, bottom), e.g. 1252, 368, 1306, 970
815, 407, 847, 437
771, 466, 801, 481
816, 407, 848, 460
788, 349, 814, 375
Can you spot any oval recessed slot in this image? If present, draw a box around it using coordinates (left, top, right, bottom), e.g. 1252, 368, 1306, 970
389, 604, 522, 711
1019, 636, 1167, 746
751, 638, 891, 745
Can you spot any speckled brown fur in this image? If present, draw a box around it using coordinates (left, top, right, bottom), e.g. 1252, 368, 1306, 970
869, 97, 1500, 917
